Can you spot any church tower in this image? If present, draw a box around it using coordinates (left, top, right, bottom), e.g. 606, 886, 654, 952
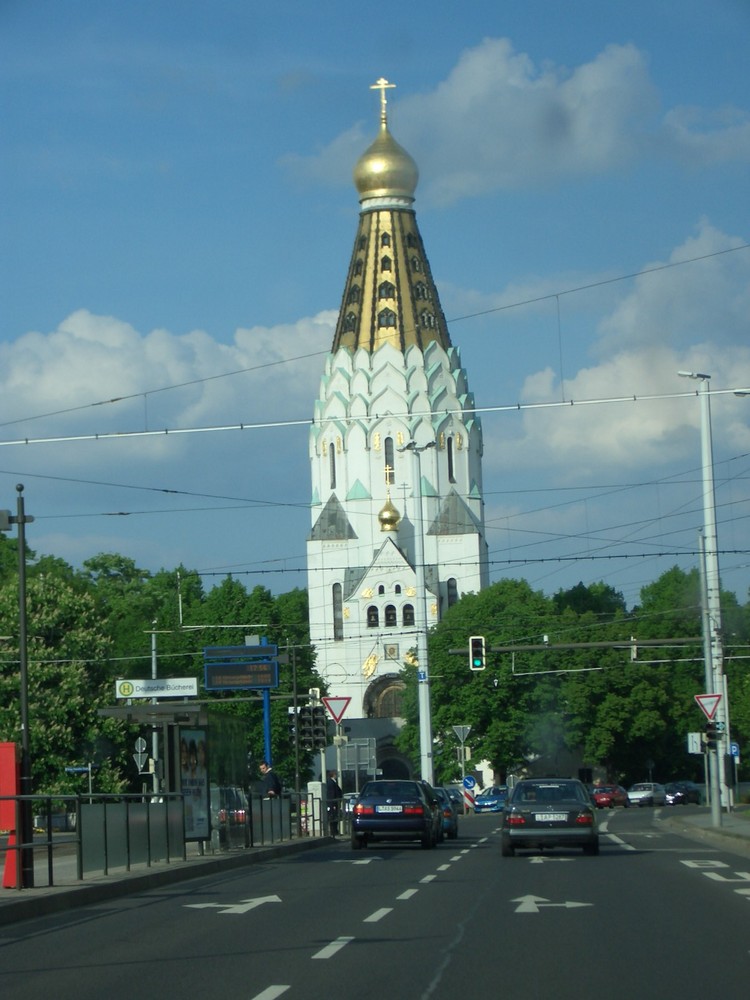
306, 80, 488, 774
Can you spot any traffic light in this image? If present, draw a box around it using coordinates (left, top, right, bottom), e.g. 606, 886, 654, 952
312, 706, 328, 749
705, 721, 718, 751
298, 706, 313, 749
469, 635, 486, 671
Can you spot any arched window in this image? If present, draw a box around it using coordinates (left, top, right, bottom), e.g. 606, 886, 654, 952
378, 308, 397, 328
385, 605, 397, 627
347, 285, 360, 304
378, 281, 395, 299
343, 312, 357, 332
358, 236, 367, 251
354, 259, 364, 275
377, 684, 405, 718
381, 232, 391, 246
420, 310, 435, 329
447, 579, 458, 608
381, 255, 392, 271
333, 583, 344, 641
406, 233, 417, 248
367, 606, 379, 628
384, 437, 394, 485
329, 442, 336, 489
447, 435, 456, 483
378, 584, 385, 595
414, 281, 428, 301
394, 584, 401, 595
411, 256, 421, 272
403, 604, 415, 626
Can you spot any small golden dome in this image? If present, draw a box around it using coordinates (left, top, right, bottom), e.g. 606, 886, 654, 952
354, 123, 419, 202
378, 491, 401, 532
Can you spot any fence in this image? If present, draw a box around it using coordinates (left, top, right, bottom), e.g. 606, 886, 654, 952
1, 788, 326, 890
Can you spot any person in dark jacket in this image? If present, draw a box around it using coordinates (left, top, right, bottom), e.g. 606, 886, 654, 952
326, 770, 343, 835
259, 760, 282, 798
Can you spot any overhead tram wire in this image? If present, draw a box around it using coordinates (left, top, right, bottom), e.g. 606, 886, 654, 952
2, 242, 748, 434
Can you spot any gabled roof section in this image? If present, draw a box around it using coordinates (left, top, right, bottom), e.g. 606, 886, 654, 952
428, 489, 480, 536
308, 495, 357, 542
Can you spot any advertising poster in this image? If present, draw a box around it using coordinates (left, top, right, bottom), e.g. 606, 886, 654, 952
180, 728, 209, 840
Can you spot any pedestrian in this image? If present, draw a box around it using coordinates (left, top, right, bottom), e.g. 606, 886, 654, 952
259, 760, 282, 798
326, 770, 343, 835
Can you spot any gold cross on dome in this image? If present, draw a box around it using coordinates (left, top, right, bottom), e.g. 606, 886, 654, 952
371, 77, 396, 124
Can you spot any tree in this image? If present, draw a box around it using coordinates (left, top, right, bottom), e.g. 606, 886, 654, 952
0, 572, 127, 793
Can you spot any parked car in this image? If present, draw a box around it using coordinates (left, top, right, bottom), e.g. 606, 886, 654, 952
445, 786, 466, 815
665, 781, 702, 805
474, 785, 508, 813
418, 781, 445, 842
500, 777, 599, 857
433, 786, 459, 839
351, 780, 438, 850
627, 782, 667, 807
590, 784, 630, 809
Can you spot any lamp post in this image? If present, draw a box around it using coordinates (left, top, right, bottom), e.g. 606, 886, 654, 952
400, 440, 435, 785
678, 372, 730, 813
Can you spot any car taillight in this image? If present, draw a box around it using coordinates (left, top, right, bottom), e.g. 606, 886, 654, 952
354, 804, 375, 815
575, 812, 594, 825
403, 805, 424, 816
443, 808, 452, 818
507, 814, 526, 826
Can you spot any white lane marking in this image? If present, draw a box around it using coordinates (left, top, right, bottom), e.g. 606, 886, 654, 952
251, 988, 290, 1000
312, 936, 355, 960
397, 889, 419, 900
364, 907, 392, 923
437, 864, 451, 871
528, 857, 574, 864
449, 855, 462, 861
704, 871, 750, 883
332, 857, 382, 865
606, 834, 636, 851
420, 874, 436, 883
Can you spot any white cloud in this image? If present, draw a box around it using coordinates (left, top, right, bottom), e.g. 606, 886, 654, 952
290, 37, 750, 205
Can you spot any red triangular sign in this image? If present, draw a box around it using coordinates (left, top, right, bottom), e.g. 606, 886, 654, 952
322, 696, 351, 724
694, 693, 721, 720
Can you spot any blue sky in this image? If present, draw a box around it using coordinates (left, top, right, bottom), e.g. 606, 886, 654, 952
1, 0, 749, 615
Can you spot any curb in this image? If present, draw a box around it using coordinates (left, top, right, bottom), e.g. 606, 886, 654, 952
0, 837, 332, 927
660, 815, 750, 861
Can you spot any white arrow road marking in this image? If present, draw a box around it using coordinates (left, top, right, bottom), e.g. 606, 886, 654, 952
528, 857, 575, 864
512, 894, 593, 913
332, 857, 382, 865
312, 936, 354, 960
184, 895, 281, 914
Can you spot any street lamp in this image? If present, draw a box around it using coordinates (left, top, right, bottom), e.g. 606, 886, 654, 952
400, 439, 436, 785
678, 371, 730, 817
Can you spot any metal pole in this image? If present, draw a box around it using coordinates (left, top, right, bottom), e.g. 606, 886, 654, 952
15, 485, 34, 887
698, 531, 721, 827
151, 625, 159, 795
404, 441, 435, 785
695, 377, 730, 809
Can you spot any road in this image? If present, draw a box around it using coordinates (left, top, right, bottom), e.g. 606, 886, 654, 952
1, 809, 749, 999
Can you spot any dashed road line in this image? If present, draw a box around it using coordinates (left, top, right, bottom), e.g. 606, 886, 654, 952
312, 936, 355, 960
251, 988, 290, 1000
397, 888, 419, 900
364, 907, 393, 923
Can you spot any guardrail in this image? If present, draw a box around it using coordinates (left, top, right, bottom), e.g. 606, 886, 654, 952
1, 788, 330, 890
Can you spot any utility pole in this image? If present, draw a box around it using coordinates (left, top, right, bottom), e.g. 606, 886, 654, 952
1, 485, 35, 886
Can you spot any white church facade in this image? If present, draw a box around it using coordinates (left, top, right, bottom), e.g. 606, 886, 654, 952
306, 81, 489, 777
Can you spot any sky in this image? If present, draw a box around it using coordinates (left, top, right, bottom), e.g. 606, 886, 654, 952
1, 0, 749, 619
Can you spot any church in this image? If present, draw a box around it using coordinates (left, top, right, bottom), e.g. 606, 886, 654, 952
306, 80, 489, 780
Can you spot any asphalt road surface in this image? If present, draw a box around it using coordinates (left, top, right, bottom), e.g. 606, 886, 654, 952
1, 809, 748, 999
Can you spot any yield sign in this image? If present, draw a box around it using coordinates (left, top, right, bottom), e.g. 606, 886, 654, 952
695, 693, 721, 720
322, 695, 351, 724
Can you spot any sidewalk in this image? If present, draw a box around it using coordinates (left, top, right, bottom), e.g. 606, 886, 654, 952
0, 836, 331, 928
658, 804, 750, 859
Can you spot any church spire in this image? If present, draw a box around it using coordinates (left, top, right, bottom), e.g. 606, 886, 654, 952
332, 79, 450, 355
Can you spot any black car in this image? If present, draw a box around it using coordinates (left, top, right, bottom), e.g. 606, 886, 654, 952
665, 780, 702, 805
500, 777, 599, 857
351, 779, 438, 850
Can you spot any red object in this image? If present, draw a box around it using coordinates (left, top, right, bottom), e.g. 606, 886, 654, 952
1, 743, 21, 889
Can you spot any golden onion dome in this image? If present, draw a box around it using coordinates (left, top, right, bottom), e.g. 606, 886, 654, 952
354, 77, 418, 203
378, 491, 401, 532
354, 123, 419, 202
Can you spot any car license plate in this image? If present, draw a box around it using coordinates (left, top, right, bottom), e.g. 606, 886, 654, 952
535, 813, 567, 822
376, 804, 403, 813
